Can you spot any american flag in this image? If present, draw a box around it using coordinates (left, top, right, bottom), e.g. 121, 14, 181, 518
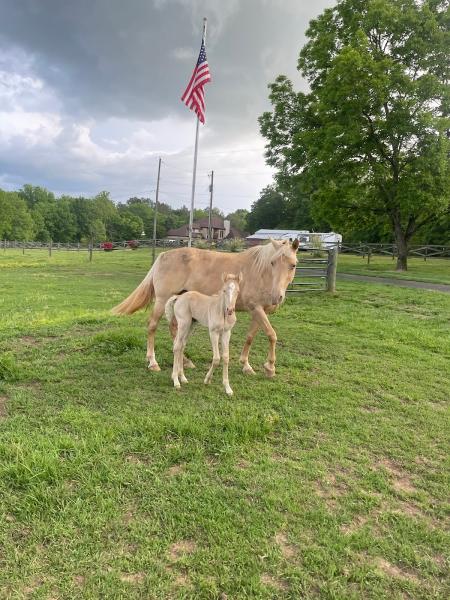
181, 41, 211, 124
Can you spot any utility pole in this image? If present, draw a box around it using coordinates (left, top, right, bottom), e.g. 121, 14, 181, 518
152, 157, 162, 265
208, 170, 214, 243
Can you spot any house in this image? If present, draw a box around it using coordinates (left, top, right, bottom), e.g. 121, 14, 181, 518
166, 217, 240, 241
225, 226, 248, 240
246, 229, 342, 248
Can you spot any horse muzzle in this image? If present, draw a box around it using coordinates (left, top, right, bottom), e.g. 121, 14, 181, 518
226, 308, 235, 316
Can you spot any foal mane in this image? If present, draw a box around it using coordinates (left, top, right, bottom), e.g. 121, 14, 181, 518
244, 241, 291, 275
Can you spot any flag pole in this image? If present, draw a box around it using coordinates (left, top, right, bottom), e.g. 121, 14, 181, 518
188, 17, 207, 248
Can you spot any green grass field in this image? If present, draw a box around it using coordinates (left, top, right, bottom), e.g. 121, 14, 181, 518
337, 254, 450, 284
1, 249, 449, 599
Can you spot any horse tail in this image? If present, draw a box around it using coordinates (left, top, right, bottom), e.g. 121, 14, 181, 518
164, 295, 179, 324
111, 261, 157, 315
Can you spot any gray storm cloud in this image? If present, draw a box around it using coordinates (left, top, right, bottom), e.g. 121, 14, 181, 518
0, 0, 335, 211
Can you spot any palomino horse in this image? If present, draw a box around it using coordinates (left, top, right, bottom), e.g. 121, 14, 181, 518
112, 238, 299, 377
165, 273, 242, 395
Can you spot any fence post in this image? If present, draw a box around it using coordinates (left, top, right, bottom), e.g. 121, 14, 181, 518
89, 238, 93, 262
326, 247, 338, 293
49, 239, 52, 257
367, 247, 371, 265
3, 239, 5, 252
23, 243, 25, 255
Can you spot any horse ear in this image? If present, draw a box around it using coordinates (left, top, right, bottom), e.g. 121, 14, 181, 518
222, 272, 227, 282
292, 238, 300, 251
238, 271, 243, 283
270, 238, 280, 248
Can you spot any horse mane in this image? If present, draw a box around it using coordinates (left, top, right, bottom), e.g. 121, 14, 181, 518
243, 241, 290, 275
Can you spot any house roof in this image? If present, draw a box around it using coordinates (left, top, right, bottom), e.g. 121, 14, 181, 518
166, 225, 201, 238
246, 229, 310, 240
194, 217, 225, 229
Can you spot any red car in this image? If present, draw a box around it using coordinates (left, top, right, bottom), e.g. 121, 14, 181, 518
100, 242, 114, 251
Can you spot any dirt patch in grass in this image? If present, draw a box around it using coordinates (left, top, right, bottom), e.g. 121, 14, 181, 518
168, 540, 197, 561
315, 472, 349, 509
378, 459, 417, 494
73, 575, 85, 587
174, 571, 190, 587
340, 515, 369, 535
275, 532, 296, 559
260, 573, 289, 591
17, 380, 42, 391
23, 578, 44, 596
392, 500, 425, 520
122, 506, 137, 525
166, 463, 185, 477
236, 459, 251, 469
119, 572, 145, 584
0, 394, 7, 418
374, 557, 420, 584
361, 405, 382, 413
20, 336, 41, 346
125, 453, 151, 466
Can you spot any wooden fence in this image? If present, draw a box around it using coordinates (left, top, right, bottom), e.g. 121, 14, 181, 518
339, 243, 450, 261
287, 247, 338, 294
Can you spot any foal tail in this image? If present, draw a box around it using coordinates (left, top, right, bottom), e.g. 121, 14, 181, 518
111, 261, 157, 315
164, 295, 179, 324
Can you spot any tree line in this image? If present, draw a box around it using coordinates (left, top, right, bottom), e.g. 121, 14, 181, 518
0, 185, 247, 244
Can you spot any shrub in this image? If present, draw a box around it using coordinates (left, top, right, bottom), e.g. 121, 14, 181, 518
221, 238, 246, 252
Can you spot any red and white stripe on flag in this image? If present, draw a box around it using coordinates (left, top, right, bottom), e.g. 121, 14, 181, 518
181, 41, 211, 124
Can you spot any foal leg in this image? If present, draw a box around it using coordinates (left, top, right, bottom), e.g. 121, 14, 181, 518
172, 332, 183, 389
147, 299, 165, 371
177, 322, 190, 384
204, 330, 220, 385
221, 329, 233, 396
168, 314, 196, 370
239, 314, 260, 375
253, 306, 278, 378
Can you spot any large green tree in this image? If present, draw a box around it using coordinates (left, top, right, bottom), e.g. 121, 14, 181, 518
260, 0, 449, 269
0, 190, 35, 240
226, 209, 249, 233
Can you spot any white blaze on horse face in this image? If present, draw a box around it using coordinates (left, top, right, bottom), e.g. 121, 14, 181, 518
224, 281, 236, 315
271, 250, 297, 305
224, 280, 239, 316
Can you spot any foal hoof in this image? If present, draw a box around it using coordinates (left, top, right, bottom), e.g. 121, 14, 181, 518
225, 389, 234, 396
242, 364, 256, 375
148, 362, 161, 372
183, 358, 196, 369
264, 363, 275, 378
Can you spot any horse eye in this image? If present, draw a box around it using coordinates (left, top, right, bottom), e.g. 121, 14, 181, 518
271, 261, 274, 267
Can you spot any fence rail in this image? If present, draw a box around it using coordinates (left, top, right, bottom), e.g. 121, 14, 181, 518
338, 243, 450, 259
287, 247, 337, 294
3, 239, 449, 257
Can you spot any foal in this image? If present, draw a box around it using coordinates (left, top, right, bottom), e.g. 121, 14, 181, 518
165, 273, 242, 395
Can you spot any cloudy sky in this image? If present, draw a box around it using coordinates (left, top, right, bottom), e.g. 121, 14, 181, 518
0, 0, 334, 214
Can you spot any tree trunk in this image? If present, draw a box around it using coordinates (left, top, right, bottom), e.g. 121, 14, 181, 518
393, 219, 408, 271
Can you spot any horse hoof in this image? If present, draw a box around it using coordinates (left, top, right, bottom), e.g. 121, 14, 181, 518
180, 376, 188, 384
184, 359, 196, 369
225, 389, 234, 396
148, 362, 161, 372
242, 364, 256, 375
264, 363, 275, 378
204, 378, 211, 385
